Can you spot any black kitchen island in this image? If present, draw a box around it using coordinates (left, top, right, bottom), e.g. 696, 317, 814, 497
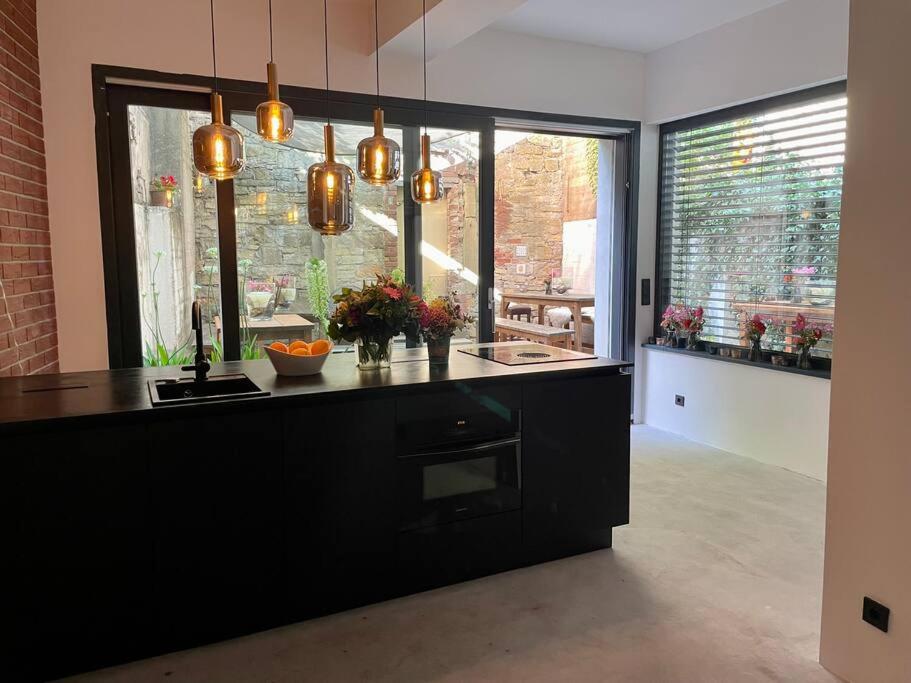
2, 343, 631, 681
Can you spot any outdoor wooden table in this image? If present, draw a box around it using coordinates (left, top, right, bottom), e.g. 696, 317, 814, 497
499, 291, 595, 352
246, 313, 316, 342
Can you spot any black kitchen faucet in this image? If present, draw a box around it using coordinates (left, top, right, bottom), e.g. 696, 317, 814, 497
182, 300, 211, 382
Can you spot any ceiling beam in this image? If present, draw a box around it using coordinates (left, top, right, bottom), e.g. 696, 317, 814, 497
376, 0, 528, 59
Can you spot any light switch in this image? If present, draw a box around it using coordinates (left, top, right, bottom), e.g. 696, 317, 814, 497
515, 245, 528, 257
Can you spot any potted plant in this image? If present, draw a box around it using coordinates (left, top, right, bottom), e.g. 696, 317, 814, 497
659, 304, 679, 345
419, 293, 473, 366
150, 175, 178, 208
327, 273, 422, 370
682, 306, 705, 350
745, 314, 767, 361
245, 279, 276, 321
793, 313, 830, 369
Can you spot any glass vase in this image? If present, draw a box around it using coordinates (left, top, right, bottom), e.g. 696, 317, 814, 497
426, 336, 451, 366
686, 333, 700, 350
748, 338, 762, 362
355, 337, 393, 370
797, 345, 812, 370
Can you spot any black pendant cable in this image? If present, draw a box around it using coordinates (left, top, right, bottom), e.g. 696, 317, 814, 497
324, 0, 330, 125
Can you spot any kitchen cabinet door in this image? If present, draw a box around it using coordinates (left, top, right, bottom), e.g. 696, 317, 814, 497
7, 424, 152, 681
284, 397, 398, 617
148, 410, 284, 650
522, 373, 631, 563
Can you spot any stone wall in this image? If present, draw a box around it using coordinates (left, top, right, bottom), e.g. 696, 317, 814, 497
494, 134, 597, 298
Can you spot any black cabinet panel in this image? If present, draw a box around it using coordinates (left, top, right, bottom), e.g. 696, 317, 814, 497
284, 398, 398, 617
522, 373, 631, 563
148, 411, 284, 649
7, 425, 151, 681
397, 511, 522, 591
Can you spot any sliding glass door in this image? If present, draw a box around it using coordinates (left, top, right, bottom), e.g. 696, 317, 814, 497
102, 83, 493, 366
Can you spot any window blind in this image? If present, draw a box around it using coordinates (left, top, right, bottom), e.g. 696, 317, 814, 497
657, 88, 846, 357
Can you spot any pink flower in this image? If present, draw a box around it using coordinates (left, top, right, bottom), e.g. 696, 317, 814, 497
383, 286, 402, 300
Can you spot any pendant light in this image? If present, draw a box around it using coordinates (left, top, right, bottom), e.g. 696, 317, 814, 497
307, 0, 355, 235
410, 0, 442, 203
255, 0, 294, 142
193, 0, 245, 180
356, 0, 401, 185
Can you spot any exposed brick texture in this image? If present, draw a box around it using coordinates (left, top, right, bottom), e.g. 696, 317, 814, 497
0, 0, 58, 376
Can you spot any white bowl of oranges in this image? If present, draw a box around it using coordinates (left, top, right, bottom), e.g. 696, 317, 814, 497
263, 339, 333, 376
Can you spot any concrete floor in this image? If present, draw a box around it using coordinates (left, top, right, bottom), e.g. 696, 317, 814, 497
66, 426, 836, 683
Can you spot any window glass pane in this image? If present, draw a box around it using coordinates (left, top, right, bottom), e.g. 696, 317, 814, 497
494, 132, 602, 352
422, 128, 480, 342
127, 105, 221, 366
232, 115, 403, 354
658, 93, 845, 357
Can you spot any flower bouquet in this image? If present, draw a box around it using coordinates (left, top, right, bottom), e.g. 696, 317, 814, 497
245, 279, 276, 321
681, 306, 705, 349
659, 304, 681, 345
793, 313, 830, 369
419, 293, 474, 366
328, 273, 422, 369
150, 175, 178, 207
745, 314, 767, 361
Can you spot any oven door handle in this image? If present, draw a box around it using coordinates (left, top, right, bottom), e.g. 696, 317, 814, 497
397, 435, 520, 460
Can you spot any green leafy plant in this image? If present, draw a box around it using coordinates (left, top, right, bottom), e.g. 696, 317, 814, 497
305, 257, 330, 338
141, 250, 193, 366
237, 258, 264, 360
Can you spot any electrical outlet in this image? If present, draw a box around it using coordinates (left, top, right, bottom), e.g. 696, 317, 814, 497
863, 597, 890, 632
516, 245, 528, 257
516, 263, 527, 275
675, 395, 685, 407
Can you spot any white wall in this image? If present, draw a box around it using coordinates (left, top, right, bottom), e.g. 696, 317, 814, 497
641, 349, 830, 481
820, 0, 911, 679
36, 0, 645, 371
645, 0, 850, 124
634, 0, 849, 476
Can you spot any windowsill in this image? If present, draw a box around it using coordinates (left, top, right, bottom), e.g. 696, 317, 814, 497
642, 343, 831, 380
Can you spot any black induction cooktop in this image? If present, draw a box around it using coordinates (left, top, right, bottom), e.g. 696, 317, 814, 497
459, 343, 595, 366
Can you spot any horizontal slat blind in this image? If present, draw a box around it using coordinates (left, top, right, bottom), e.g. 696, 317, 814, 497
658, 91, 846, 357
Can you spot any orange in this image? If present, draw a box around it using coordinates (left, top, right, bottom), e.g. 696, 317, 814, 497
269, 341, 289, 353
291, 347, 312, 357
289, 340, 309, 353
309, 339, 331, 356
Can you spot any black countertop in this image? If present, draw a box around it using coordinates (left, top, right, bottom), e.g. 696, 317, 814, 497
0, 343, 631, 431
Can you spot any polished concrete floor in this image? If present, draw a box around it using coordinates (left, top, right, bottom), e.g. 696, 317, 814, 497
66, 426, 835, 682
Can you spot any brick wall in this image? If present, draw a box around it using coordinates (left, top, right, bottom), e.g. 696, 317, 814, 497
0, 0, 57, 376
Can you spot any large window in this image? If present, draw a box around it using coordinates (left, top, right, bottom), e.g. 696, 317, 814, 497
657, 85, 846, 357
96, 67, 639, 368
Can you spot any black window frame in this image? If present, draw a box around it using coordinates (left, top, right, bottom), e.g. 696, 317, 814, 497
92, 64, 641, 369
653, 80, 847, 368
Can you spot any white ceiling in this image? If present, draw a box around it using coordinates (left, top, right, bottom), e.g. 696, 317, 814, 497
492, 0, 790, 53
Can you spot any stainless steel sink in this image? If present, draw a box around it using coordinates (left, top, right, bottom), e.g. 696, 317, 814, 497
148, 374, 269, 406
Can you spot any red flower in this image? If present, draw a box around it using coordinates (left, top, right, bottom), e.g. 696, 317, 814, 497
383, 286, 402, 300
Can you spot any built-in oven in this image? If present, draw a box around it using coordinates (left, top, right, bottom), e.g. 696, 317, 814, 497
397, 435, 521, 531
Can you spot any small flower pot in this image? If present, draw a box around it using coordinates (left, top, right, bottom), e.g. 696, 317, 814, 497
150, 189, 174, 208
426, 336, 451, 366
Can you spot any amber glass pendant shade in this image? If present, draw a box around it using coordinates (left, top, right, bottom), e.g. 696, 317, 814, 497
410, 133, 442, 203
308, 124, 355, 235
256, 62, 294, 142
193, 93, 245, 180
356, 108, 401, 185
